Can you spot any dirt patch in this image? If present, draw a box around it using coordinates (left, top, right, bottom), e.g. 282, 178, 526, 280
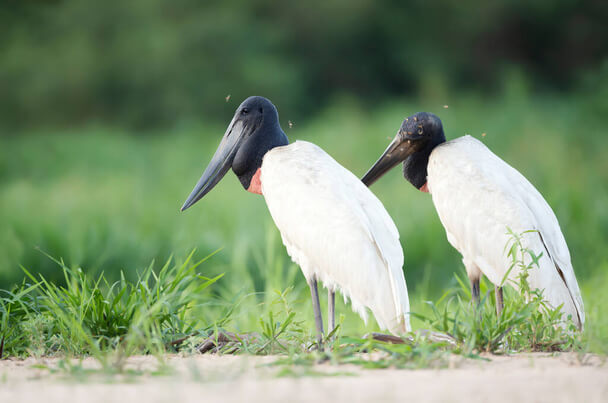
0, 353, 606, 403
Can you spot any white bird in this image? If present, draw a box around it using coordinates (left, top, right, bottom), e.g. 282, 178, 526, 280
181, 96, 410, 341
362, 112, 584, 330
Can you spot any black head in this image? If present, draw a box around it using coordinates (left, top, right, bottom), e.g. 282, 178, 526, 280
399, 112, 444, 145
181, 96, 288, 211
361, 112, 446, 189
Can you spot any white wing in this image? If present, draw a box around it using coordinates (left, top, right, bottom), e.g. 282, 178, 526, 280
261, 141, 410, 334
428, 136, 584, 328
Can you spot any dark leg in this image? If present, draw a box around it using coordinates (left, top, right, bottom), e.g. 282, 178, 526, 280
471, 278, 480, 305
495, 286, 504, 316
309, 279, 324, 344
328, 289, 335, 335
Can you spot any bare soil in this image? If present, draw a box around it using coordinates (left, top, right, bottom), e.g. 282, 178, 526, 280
0, 353, 606, 403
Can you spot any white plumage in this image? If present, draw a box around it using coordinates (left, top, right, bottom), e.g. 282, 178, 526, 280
261, 141, 411, 334
427, 135, 584, 328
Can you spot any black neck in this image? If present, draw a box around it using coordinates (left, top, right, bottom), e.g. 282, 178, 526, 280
233, 120, 288, 189
402, 139, 445, 189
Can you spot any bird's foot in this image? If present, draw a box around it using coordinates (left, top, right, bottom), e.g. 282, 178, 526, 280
366, 332, 409, 344
307, 338, 325, 352
414, 329, 457, 345
197, 330, 261, 354
365, 330, 456, 346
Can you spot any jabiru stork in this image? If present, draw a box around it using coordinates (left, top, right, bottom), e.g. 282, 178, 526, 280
361, 112, 584, 329
181, 96, 411, 341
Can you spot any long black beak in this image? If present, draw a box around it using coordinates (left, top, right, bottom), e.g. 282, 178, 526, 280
181, 117, 248, 211
361, 132, 412, 187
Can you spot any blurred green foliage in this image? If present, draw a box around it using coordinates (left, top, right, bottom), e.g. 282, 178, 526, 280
1, 92, 607, 294
0, 0, 607, 345
1, 92, 607, 343
1, 0, 607, 130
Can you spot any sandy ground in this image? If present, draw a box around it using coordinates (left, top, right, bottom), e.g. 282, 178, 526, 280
0, 353, 606, 403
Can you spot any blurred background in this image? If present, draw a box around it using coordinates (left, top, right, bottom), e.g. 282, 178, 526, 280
1, 0, 607, 334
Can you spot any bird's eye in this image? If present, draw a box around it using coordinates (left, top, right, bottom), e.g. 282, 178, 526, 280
242, 108, 249, 115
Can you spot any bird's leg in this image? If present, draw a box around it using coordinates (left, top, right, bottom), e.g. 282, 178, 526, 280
309, 279, 324, 346
470, 278, 480, 305
328, 289, 335, 337
495, 286, 504, 316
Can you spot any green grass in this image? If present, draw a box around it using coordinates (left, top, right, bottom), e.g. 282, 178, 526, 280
0, 92, 607, 368
1, 250, 223, 363
0, 230, 585, 374
417, 229, 580, 355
